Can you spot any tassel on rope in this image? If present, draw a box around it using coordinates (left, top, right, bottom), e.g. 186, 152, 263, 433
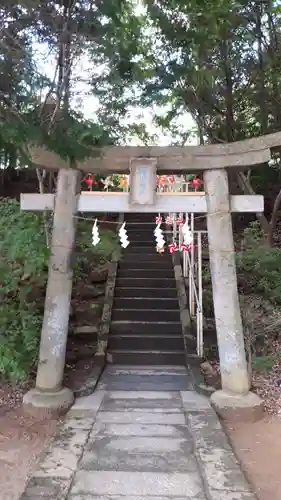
154, 219, 165, 253
119, 222, 130, 248
92, 219, 100, 246
181, 220, 193, 251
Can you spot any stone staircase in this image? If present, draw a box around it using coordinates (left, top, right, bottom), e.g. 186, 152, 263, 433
107, 213, 192, 365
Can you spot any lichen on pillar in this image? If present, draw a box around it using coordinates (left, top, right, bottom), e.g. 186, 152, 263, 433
203, 168, 263, 421
23, 166, 80, 415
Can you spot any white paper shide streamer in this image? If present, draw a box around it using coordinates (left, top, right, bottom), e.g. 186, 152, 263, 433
119, 222, 130, 248
181, 220, 193, 247
154, 222, 165, 252
92, 219, 100, 246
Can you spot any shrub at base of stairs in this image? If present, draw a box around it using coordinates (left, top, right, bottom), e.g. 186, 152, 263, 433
0, 199, 119, 382
0, 198, 49, 381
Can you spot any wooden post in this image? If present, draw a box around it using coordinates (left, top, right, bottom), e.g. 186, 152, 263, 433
203, 168, 250, 395
23, 166, 79, 414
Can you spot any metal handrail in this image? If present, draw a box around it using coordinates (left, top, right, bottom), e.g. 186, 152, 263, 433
170, 210, 205, 358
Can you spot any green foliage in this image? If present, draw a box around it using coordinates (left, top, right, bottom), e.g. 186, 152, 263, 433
0, 198, 49, 288
76, 217, 121, 263
30, 112, 114, 164
0, 199, 120, 381
0, 198, 49, 380
252, 354, 279, 374
0, 302, 42, 380
237, 223, 281, 305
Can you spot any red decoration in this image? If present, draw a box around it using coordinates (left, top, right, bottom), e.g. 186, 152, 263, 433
165, 215, 173, 225
168, 242, 178, 253
82, 174, 98, 190
192, 177, 201, 191
180, 243, 192, 252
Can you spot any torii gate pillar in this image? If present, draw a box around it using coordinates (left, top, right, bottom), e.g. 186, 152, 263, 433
204, 168, 263, 420
20, 135, 273, 420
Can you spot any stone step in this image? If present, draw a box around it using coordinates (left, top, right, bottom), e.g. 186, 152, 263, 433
114, 287, 177, 298
116, 277, 177, 288
113, 297, 179, 310
125, 222, 155, 228
117, 268, 175, 279
112, 308, 180, 322
126, 221, 155, 229
127, 230, 171, 238
129, 240, 157, 247
120, 253, 171, 262
110, 320, 182, 335
97, 365, 193, 390
104, 364, 189, 374
125, 214, 156, 221
126, 231, 155, 240
118, 259, 173, 270
107, 349, 186, 365
126, 246, 158, 253
108, 334, 185, 351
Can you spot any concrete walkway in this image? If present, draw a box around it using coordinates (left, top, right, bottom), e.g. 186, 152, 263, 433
20, 366, 255, 500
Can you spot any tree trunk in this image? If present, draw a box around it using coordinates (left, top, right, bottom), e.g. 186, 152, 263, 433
220, 36, 235, 142
236, 171, 270, 239
268, 187, 281, 246
35, 165, 80, 392
255, 1, 268, 133
266, 0, 281, 130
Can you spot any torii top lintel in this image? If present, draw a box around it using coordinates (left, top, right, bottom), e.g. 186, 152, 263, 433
29, 130, 281, 174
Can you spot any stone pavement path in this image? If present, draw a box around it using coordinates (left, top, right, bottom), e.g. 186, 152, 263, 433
97, 365, 195, 391
20, 366, 256, 500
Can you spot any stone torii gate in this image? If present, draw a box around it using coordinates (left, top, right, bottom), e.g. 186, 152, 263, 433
21, 133, 281, 420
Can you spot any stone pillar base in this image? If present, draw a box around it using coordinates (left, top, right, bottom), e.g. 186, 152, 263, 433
23, 387, 74, 418
210, 389, 264, 422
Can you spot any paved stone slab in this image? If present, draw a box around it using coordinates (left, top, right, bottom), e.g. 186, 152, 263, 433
186, 410, 254, 499
106, 391, 179, 399
60, 416, 95, 431
99, 380, 194, 391
100, 398, 182, 411
197, 447, 250, 491
104, 365, 189, 374
68, 391, 105, 416
19, 384, 255, 500
181, 391, 211, 411
33, 446, 81, 479
30, 415, 94, 481
71, 471, 204, 496
98, 366, 193, 391
20, 477, 69, 500
80, 435, 196, 472
55, 422, 92, 451
101, 407, 183, 414
89, 422, 188, 437
96, 411, 186, 424
68, 496, 206, 500
205, 492, 256, 500
187, 410, 233, 451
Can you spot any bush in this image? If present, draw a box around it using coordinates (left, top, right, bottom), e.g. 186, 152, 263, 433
76, 217, 120, 261
0, 199, 120, 381
0, 198, 49, 380
75, 217, 121, 277
0, 302, 42, 379
236, 222, 281, 305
